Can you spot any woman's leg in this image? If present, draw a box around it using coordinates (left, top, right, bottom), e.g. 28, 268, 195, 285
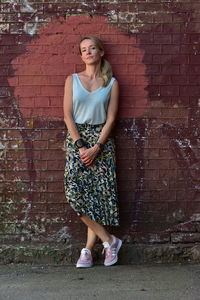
79, 214, 122, 267
81, 214, 112, 244
85, 228, 97, 250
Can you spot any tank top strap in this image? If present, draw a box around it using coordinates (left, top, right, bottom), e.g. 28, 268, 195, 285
72, 73, 79, 84
108, 77, 116, 88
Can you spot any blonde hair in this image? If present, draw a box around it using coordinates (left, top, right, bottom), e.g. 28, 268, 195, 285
79, 36, 113, 87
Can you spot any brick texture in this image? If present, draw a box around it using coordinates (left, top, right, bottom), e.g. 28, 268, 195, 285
1, 0, 200, 248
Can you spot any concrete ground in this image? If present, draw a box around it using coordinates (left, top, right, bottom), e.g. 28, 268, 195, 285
0, 263, 199, 300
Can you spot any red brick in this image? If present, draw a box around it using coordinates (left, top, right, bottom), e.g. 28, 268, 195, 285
34, 97, 50, 108
46, 203, 64, 212
41, 192, 65, 203
152, 55, 172, 64
14, 86, 41, 97
172, 33, 190, 44
6, 150, 40, 160
161, 64, 180, 74
154, 13, 173, 24
40, 170, 63, 181
40, 86, 63, 96
148, 85, 160, 96
160, 86, 179, 96
146, 65, 160, 74
162, 23, 181, 34
145, 159, 169, 170
137, 33, 154, 44
159, 190, 176, 201
159, 167, 177, 179
47, 182, 64, 192
5, 170, 38, 181
116, 159, 137, 170
171, 233, 200, 243
34, 160, 47, 170
49, 97, 63, 107
171, 75, 189, 85
142, 54, 153, 64
18, 97, 34, 108
189, 75, 200, 84
154, 34, 172, 44
144, 169, 159, 180
180, 86, 200, 96
151, 75, 171, 85
40, 149, 64, 160
118, 180, 137, 192
137, 2, 164, 11
33, 140, 48, 149
47, 160, 65, 170
172, 54, 189, 64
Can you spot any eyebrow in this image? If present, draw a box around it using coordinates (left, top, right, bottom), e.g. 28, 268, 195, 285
81, 45, 96, 50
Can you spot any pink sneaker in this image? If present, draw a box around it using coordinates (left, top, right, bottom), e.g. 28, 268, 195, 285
102, 235, 122, 266
76, 248, 93, 268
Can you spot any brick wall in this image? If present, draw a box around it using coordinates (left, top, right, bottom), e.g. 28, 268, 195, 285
1, 0, 200, 251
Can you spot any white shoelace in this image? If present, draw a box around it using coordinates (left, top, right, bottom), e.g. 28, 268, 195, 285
102, 242, 116, 257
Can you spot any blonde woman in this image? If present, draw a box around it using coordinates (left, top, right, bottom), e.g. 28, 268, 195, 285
63, 36, 122, 267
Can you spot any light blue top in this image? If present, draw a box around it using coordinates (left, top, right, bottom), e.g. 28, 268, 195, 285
72, 73, 116, 125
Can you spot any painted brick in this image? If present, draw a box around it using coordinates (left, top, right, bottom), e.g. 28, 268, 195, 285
0, 2, 200, 251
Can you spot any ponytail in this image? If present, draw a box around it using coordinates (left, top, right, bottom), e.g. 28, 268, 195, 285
101, 58, 113, 87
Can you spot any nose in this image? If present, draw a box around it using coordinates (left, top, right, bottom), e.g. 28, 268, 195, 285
86, 48, 91, 55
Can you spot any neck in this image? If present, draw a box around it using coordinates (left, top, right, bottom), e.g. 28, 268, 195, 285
84, 62, 102, 78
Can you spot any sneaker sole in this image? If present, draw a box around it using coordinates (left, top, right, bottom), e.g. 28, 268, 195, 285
76, 263, 93, 268
104, 239, 122, 267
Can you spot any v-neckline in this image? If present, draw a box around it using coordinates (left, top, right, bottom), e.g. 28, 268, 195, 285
76, 74, 103, 94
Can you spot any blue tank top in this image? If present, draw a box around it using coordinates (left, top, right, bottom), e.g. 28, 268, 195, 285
72, 73, 116, 125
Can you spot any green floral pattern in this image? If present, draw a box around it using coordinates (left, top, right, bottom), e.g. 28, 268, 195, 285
64, 123, 119, 226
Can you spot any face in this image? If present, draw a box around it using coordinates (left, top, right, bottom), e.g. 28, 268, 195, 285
79, 39, 104, 65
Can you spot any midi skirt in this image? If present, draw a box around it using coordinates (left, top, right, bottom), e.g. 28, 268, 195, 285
64, 123, 119, 226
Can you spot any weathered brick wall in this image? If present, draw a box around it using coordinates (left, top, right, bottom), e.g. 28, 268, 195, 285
1, 0, 200, 253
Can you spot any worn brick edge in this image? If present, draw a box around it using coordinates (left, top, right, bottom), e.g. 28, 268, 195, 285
0, 243, 200, 265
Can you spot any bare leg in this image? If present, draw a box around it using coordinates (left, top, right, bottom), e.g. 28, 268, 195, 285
85, 228, 97, 250
81, 214, 112, 244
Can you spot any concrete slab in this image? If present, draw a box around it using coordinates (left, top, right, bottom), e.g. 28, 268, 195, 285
0, 263, 199, 300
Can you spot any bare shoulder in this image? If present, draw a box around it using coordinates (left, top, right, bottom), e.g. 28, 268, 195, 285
111, 79, 119, 90
65, 74, 73, 83
113, 79, 119, 85
65, 74, 73, 88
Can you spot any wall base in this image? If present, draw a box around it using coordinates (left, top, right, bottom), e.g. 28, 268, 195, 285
0, 243, 200, 265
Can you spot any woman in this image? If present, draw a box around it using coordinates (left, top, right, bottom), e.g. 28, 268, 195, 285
63, 36, 122, 267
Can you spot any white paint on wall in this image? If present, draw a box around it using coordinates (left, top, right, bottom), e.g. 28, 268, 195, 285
21, 0, 36, 13
48, 226, 71, 242
24, 15, 39, 36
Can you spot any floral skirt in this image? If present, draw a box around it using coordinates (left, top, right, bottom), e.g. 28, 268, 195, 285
64, 123, 119, 226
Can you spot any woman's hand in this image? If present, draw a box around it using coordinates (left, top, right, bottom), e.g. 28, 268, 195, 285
79, 145, 100, 167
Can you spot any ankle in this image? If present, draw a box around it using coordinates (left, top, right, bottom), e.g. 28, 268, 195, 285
85, 246, 92, 252
103, 235, 113, 246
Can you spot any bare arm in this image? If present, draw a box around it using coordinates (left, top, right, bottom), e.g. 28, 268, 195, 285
97, 79, 119, 145
63, 75, 81, 142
